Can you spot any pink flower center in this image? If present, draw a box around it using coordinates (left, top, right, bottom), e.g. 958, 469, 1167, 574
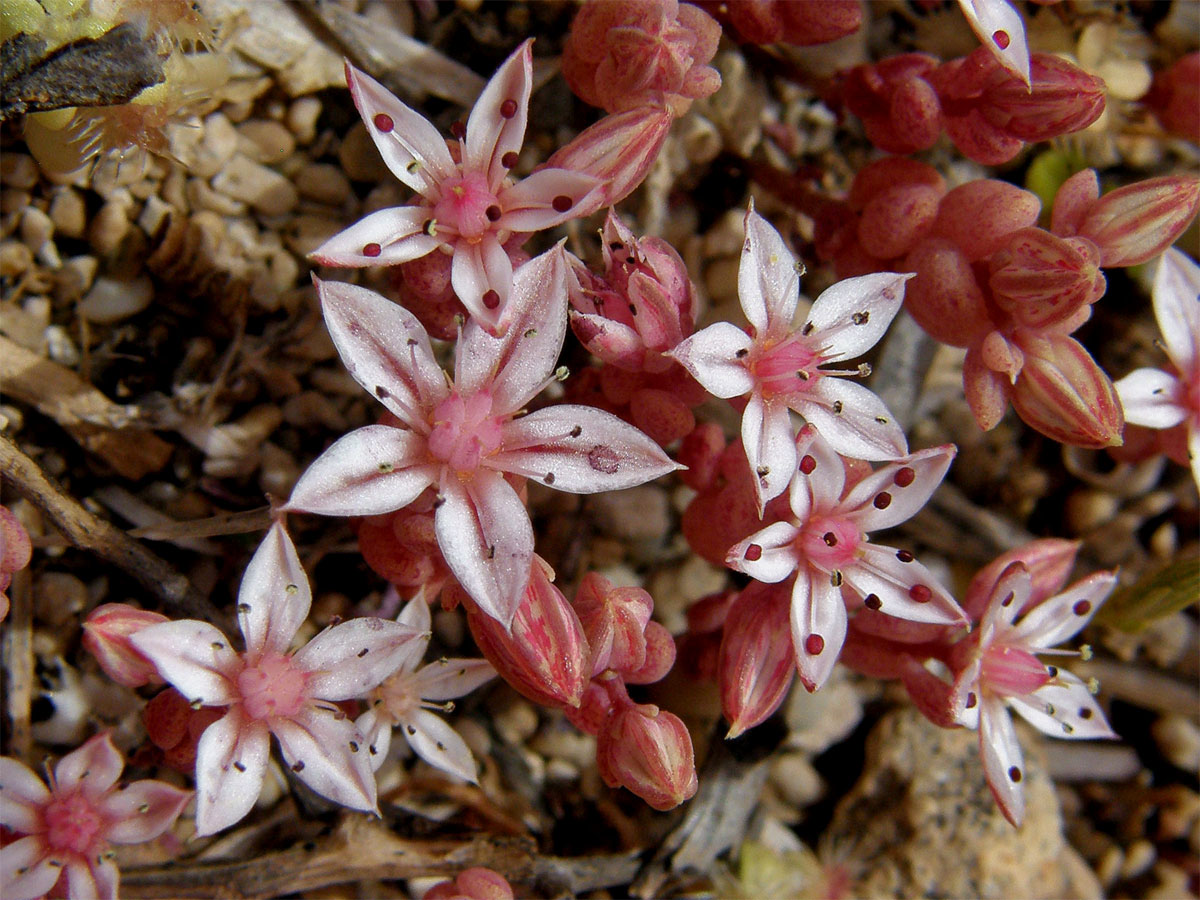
43, 791, 105, 856
432, 173, 500, 242
428, 391, 504, 475
238, 651, 309, 721
797, 515, 861, 572
752, 337, 823, 400
981, 644, 1052, 697
372, 670, 421, 723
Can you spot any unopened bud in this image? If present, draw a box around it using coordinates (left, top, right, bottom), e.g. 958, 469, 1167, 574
597, 703, 698, 811
82, 603, 170, 688
718, 583, 795, 737
423, 867, 515, 900
1076, 175, 1200, 268
989, 228, 1106, 331
1011, 333, 1124, 448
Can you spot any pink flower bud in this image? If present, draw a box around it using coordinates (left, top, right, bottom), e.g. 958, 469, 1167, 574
841, 54, 942, 155
566, 677, 619, 735
0, 504, 32, 622
597, 703, 698, 810
574, 573, 654, 678
629, 387, 696, 445
1075, 175, 1200, 268
562, 0, 721, 115
848, 157, 946, 211
963, 342, 1012, 432
1144, 52, 1200, 143
928, 180, 1042, 261
856, 182, 943, 261
677, 422, 726, 491
82, 602, 171, 688
1050, 169, 1100, 238
460, 557, 590, 709
718, 582, 795, 737
1011, 333, 1124, 447
703, 0, 862, 46
902, 238, 992, 347
989, 228, 1106, 331
624, 621, 677, 684
963, 538, 1080, 622
545, 106, 673, 214
424, 867, 515, 900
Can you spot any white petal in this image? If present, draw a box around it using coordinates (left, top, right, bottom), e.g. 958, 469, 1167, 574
492, 406, 682, 492
285, 426, 438, 517
957, 0, 1031, 86
1189, 423, 1200, 492
1152, 235, 1200, 371
498, 169, 603, 233
238, 522, 311, 657
100, 780, 191, 844
790, 572, 847, 692
193, 710, 270, 836
309, 207, 441, 268
978, 561, 1033, 634
355, 708, 393, 772
273, 706, 377, 814
1009, 571, 1116, 649
456, 245, 567, 410
739, 208, 800, 341
315, 278, 448, 423
978, 696, 1026, 826
54, 732, 122, 795
130, 621, 239, 707
727, 522, 803, 583
807, 272, 909, 362
435, 472, 532, 628
0, 758, 48, 832
1114, 368, 1188, 428
848, 544, 967, 626
791, 425, 845, 515
741, 393, 797, 514
1008, 669, 1117, 740
799, 378, 909, 461
403, 709, 479, 783
345, 62, 455, 194
398, 595, 432, 632
66, 857, 114, 900
840, 444, 956, 533
1, 836, 61, 900
464, 40, 532, 189
668, 323, 755, 399
451, 235, 514, 335
414, 657, 497, 701
296, 617, 427, 700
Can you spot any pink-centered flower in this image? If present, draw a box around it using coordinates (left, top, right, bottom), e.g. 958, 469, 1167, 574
670, 206, 909, 514
309, 41, 602, 335
1115, 248, 1200, 489
130, 523, 426, 836
0, 732, 190, 900
284, 248, 681, 628
727, 426, 967, 693
356, 595, 496, 784
949, 561, 1117, 826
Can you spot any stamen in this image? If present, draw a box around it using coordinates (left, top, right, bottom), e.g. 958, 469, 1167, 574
501, 151, 519, 169
552, 195, 574, 213
966, 691, 977, 709
851, 311, 869, 325
373, 113, 394, 132
864, 593, 882, 610
482, 290, 500, 309
450, 121, 466, 140
1008, 765, 1022, 782
804, 634, 825, 655
823, 532, 838, 546
485, 205, 502, 222
800, 455, 817, 474
909, 584, 932, 602
1072, 600, 1092, 616
894, 466, 916, 487
873, 492, 892, 509
499, 98, 518, 118
363, 242, 382, 258
896, 549, 914, 562
744, 544, 763, 562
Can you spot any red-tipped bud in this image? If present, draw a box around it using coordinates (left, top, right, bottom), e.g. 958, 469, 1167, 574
461, 557, 590, 709
546, 106, 673, 214
902, 238, 992, 347
1050, 169, 1100, 239
357, 494, 452, 601
0, 505, 32, 622
1075, 175, 1200, 268
1011, 333, 1124, 447
597, 703, 698, 810
423, 867, 515, 900
963, 342, 1013, 432
963, 539, 1080, 622
677, 422, 726, 492
704, 0, 862, 46
989, 228, 1106, 331
718, 582, 795, 737
574, 573, 654, 678
625, 621, 677, 684
856, 182, 943, 261
562, 0, 721, 115
841, 54, 942, 155
82, 602, 170, 688
929, 180, 1042, 261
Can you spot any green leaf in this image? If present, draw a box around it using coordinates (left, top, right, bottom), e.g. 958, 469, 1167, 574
1026, 149, 1088, 221
1095, 555, 1200, 633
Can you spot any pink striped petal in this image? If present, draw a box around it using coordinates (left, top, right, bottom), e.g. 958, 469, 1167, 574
807, 272, 910, 362
739, 207, 800, 341
403, 709, 479, 783
979, 696, 1026, 826
742, 393, 798, 514
1115, 368, 1187, 429
465, 41, 532, 190
1, 836, 61, 900
55, 732, 123, 796
0, 758, 48, 831
791, 425, 845, 515
497, 168, 603, 233
1154, 248, 1200, 372
354, 708, 392, 772
309, 207, 441, 268
727, 522, 802, 583
842, 445, 956, 532
452, 234, 514, 335
1009, 571, 1115, 649
849, 544, 966, 626
669, 322, 755, 399
791, 571, 847, 692
414, 658, 497, 701
100, 780, 191, 844
193, 710, 270, 836
801, 377, 908, 462
1009, 669, 1116, 741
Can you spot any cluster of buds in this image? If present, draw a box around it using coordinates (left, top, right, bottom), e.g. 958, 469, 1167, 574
693, 0, 862, 47
816, 158, 1200, 446
0, 504, 32, 622
834, 46, 1105, 164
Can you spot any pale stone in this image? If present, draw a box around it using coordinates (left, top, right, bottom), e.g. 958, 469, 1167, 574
587, 484, 671, 544
187, 176, 248, 216
88, 200, 131, 256
189, 113, 241, 179
48, 187, 86, 238
295, 162, 352, 206
1, 154, 39, 189
79, 275, 154, 323
287, 96, 322, 145
43, 325, 79, 367
337, 121, 390, 182
1153, 714, 1200, 773
211, 153, 298, 217
137, 194, 174, 238
237, 119, 297, 163
33, 572, 88, 625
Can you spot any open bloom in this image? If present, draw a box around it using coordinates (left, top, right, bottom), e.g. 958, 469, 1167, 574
284, 248, 681, 628
309, 41, 600, 335
0, 732, 191, 900
356, 595, 496, 783
670, 206, 909, 513
949, 561, 1117, 826
1115, 247, 1200, 489
727, 426, 967, 692
130, 523, 426, 835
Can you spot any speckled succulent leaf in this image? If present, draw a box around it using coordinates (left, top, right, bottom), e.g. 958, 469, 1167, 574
956, 0, 1030, 86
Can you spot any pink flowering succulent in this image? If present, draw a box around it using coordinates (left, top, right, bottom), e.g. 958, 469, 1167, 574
309, 41, 601, 335
1114, 248, 1200, 489
130, 522, 426, 835
561, 0, 722, 116
727, 425, 968, 692
0, 732, 191, 900
949, 560, 1118, 826
285, 248, 681, 628
670, 206, 910, 513
0, 504, 32, 623
356, 594, 496, 784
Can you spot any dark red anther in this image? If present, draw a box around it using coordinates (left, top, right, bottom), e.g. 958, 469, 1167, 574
450, 121, 466, 140
909, 584, 932, 603
800, 455, 816, 474
552, 195, 573, 213
744, 543, 763, 562
992, 29, 1011, 50
485, 205, 502, 222
894, 466, 915, 487
1073, 600, 1092, 616
864, 594, 882, 610
373, 113, 394, 133
363, 243, 382, 258
499, 98, 518, 118
482, 290, 501, 310
804, 634, 825, 655
873, 492, 892, 509
501, 151, 519, 169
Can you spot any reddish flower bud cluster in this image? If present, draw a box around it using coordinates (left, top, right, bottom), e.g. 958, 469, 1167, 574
0, 504, 32, 623
424, 867, 515, 900
696, 0, 863, 47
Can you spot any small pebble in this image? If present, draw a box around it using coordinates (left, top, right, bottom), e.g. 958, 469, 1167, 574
20, 206, 55, 252
48, 187, 86, 238
53, 255, 98, 303
236, 119, 297, 163
287, 96, 322, 145
0, 240, 33, 277
190, 113, 241, 179
88, 200, 131, 256
1152, 714, 1200, 772
295, 162, 352, 206
79, 275, 154, 323
187, 176, 248, 216
212, 154, 298, 217
1, 154, 39, 189
44, 325, 80, 366
1120, 839, 1156, 881
33, 572, 88, 625
337, 122, 389, 182
490, 693, 539, 746
137, 194, 174, 238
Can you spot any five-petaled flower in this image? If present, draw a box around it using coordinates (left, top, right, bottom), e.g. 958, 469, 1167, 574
1114, 247, 1200, 490
284, 247, 681, 628
356, 594, 497, 783
949, 560, 1118, 826
309, 40, 601, 335
670, 206, 910, 514
0, 732, 191, 900
727, 425, 967, 692
130, 522, 427, 836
